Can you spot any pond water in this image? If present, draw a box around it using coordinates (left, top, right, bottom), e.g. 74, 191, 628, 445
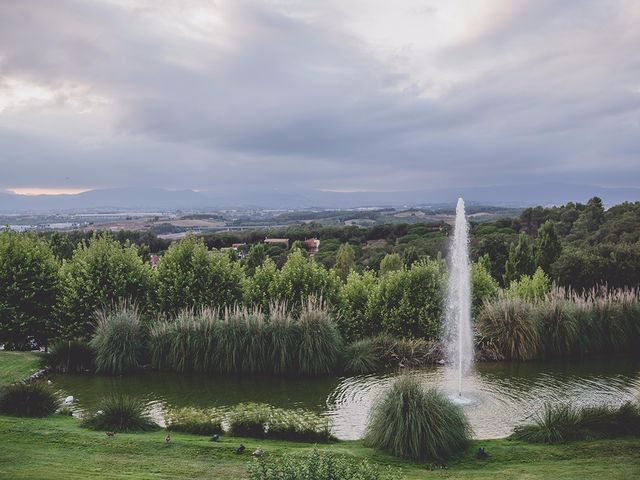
49, 357, 640, 440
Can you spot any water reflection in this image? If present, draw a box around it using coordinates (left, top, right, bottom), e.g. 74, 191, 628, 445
50, 357, 640, 440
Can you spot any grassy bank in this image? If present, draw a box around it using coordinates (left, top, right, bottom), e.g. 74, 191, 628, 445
0, 415, 638, 479
0, 351, 42, 386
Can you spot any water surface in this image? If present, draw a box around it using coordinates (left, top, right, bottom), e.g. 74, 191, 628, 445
50, 357, 640, 440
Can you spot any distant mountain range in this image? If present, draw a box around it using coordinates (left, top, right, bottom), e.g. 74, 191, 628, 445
1, 184, 639, 212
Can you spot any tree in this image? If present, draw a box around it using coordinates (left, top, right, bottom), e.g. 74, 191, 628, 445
243, 257, 278, 312
572, 196, 605, 235
508, 267, 551, 301
57, 233, 154, 338
334, 243, 356, 282
371, 259, 445, 339
245, 243, 266, 276
270, 249, 340, 313
156, 235, 244, 316
0, 231, 59, 348
535, 220, 562, 274
402, 246, 420, 267
337, 270, 378, 341
471, 260, 499, 314
503, 233, 535, 285
379, 253, 402, 276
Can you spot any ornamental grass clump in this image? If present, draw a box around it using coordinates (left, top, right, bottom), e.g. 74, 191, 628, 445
90, 304, 144, 374
165, 407, 224, 435
45, 338, 94, 373
248, 448, 396, 480
343, 338, 381, 374
81, 394, 158, 432
228, 403, 271, 437
297, 301, 343, 375
476, 295, 539, 361
364, 375, 471, 462
512, 401, 640, 443
0, 382, 59, 417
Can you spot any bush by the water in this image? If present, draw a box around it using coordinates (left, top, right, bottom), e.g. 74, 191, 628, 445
228, 403, 333, 442
165, 407, 223, 435
365, 375, 471, 462
81, 394, 158, 432
45, 339, 94, 373
0, 382, 59, 417
343, 338, 382, 374
149, 302, 342, 376
90, 305, 144, 374
512, 401, 640, 443
477, 287, 640, 361
248, 448, 396, 480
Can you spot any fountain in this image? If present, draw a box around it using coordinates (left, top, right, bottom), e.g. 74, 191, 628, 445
444, 198, 474, 402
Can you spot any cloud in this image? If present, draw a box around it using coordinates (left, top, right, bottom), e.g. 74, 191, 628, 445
0, 0, 638, 195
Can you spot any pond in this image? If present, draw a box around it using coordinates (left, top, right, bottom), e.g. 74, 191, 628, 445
49, 357, 640, 440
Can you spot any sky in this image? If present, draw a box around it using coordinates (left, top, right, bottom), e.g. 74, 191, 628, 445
0, 0, 639, 196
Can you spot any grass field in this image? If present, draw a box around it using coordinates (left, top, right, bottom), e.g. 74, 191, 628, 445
0, 350, 42, 386
1, 352, 639, 479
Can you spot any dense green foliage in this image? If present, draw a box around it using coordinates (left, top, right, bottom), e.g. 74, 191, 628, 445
0, 382, 59, 417
81, 394, 158, 432
57, 234, 154, 337
0, 231, 59, 348
512, 402, 640, 443
90, 305, 144, 374
156, 235, 244, 316
365, 375, 471, 462
248, 449, 393, 480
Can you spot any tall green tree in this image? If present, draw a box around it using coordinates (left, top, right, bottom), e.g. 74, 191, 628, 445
334, 243, 356, 282
503, 233, 535, 285
535, 220, 562, 273
572, 196, 605, 234
156, 235, 244, 316
58, 233, 154, 338
0, 231, 59, 348
337, 270, 378, 341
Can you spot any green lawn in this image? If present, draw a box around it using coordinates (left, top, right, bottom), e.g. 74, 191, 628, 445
0, 350, 42, 386
1, 352, 639, 479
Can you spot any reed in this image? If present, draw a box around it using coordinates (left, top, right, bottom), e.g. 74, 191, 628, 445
165, 406, 224, 435
343, 338, 381, 374
297, 300, 343, 375
90, 304, 143, 374
364, 375, 471, 462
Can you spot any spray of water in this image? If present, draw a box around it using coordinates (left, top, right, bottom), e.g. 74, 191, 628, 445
445, 198, 474, 397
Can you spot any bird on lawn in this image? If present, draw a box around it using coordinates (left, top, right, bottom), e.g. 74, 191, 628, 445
210, 434, 220, 442
476, 447, 489, 459
105, 432, 115, 437
165, 433, 171, 444
252, 448, 263, 458
235, 444, 246, 454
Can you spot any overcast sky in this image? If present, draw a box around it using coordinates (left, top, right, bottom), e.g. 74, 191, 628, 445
0, 0, 639, 195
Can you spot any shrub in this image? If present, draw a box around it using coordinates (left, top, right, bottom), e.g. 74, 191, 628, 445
166, 407, 223, 435
0, 231, 59, 349
533, 298, 580, 357
248, 449, 396, 480
372, 335, 438, 368
512, 402, 640, 443
57, 233, 154, 338
228, 403, 333, 442
297, 301, 343, 375
365, 375, 471, 462
337, 270, 379, 341
0, 382, 59, 417
268, 303, 297, 375
81, 394, 158, 432
44, 339, 94, 373
476, 295, 539, 361
90, 305, 144, 374
343, 338, 381, 374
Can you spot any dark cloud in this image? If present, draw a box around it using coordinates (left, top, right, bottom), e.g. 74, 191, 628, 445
0, 0, 638, 194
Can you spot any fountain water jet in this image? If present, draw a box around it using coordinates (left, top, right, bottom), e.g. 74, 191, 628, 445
445, 198, 474, 400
